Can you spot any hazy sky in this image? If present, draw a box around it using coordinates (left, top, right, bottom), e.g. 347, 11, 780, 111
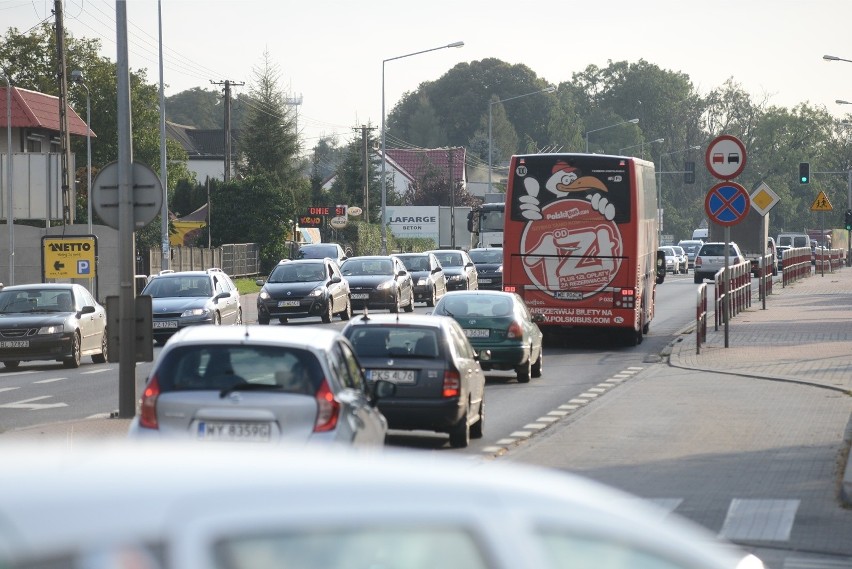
4, 0, 852, 147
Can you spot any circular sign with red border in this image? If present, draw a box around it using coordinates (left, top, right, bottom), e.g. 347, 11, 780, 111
705, 181, 750, 226
705, 134, 747, 180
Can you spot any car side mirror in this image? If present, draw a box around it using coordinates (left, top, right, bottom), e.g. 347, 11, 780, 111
215, 292, 230, 301
369, 379, 396, 404
476, 349, 491, 362
330, 276, 342, 284
255, 278, 265, 286
81, 305, 95, 315
397, 270, 407, 277
531, 312, 545, 323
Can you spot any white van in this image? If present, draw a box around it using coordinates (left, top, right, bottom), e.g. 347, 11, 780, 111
776, 233, 810, 249
691, 228, 708, 241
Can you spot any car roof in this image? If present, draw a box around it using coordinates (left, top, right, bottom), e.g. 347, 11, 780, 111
1, 283, 77, 291
441, 290, 516, 299
344, 313, 455, 329
469, 247, 502, 252
162, 324, 343, 351
0, 443, 754, 568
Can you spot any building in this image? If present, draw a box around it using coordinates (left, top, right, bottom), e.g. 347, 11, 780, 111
166, 121, 239, 184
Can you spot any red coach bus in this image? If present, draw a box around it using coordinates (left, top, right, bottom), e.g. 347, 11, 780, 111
502, 153, 658, 346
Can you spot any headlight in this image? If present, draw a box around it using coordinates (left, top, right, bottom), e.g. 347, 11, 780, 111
37, 324, 64, 335
497, 265, 503, 273
376, 280, 394, 290
181, 308, 209, 318
259, 290, 270, 300
308, 287, 325, 297
417, 277, 429, 286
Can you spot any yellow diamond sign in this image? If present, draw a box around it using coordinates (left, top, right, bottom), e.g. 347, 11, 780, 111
750, 182, 779, 216
810, 190, 833, 212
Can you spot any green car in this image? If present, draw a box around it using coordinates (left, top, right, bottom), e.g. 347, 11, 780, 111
432, 290, 544, 384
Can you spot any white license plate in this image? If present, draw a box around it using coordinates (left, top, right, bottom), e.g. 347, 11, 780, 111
197, 421, 271, 442
153, 321, 178, 329
0, 340, 29, 348
351, 293, 369, 300
278, 300, 300, 307
368, 369, 416, 384
464, 328, 490, 338
479, 278, 492, 283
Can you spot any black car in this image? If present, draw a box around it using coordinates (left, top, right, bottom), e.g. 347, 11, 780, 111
340, 256, 414, 313
467, 247, 503, 290
142, 269, 243, 345
394, 252, 447, 306
342, 313, 486, 448
255, 259, 352, 324
426, 249, 478, 291
0, 283, 107, 369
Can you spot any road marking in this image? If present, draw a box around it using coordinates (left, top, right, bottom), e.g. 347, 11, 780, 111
719, 499, 799, 541
0, 387, 21, 394
0, 396, 68, 410
81, 368, 113, 375
33, 378, 66, 384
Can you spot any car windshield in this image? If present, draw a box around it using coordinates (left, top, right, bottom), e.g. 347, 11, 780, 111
156, 344, 323, 394
700, 244, 739, 257
435, 295, 514, 318
298, 246, 338, 259
341, 259, 393, 276
433, 252, 463, 267
348, 326, 441, 358
661, 247, 675, 256
469, 250, 502, 264
269, 263, 326, 283
144, 276, 212, 298
0, 289, 74, 313
399, 256, 430, 272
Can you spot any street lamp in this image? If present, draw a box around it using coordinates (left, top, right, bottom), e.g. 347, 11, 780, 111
584, 118, 639, 153
618, 137, 664, 157
825, 54, 852, 265
488, 85, 556, 193
70, 70, 92, 235
837, 100, 852, 105
381, 41, 464, 254
3, 73, 13, 284
824, 54, 852, 63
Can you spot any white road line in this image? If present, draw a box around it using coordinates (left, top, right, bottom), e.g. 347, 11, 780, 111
719, 499, 799, 541
0, 387, 21, 394
33, 378, 66, 384
81, 368, 114, 375
0, 396, 68, 410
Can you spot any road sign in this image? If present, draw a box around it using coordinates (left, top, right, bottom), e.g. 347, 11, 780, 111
92, 161, 163, 230
705, 135, 747, 180
705, 182, 750, 226
810, 191, 833, 212
42, 235, 98, 280
750, 182, 779, 216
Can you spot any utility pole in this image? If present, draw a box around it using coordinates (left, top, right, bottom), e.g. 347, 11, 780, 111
210, 80, 243, 182
355, 125, 376, 217
55, 0, 73, 224
448, 147, 456, 249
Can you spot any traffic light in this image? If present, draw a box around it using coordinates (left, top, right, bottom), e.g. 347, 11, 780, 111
683, 161, 695, 184
845, 209, 852, 231
799, 162, 810, 184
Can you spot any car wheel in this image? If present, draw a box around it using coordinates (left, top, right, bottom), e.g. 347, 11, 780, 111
321, 299, 333, 323
258, 313, 270, 325
470, 399, 484, 439
154, 336, 168, 346
403, 289, 414, 312
531, 349, 543, 378
515, 356, 531, 383
235, 308, 243, 325
694, 273, 703, 284
426, 286, 436, 307
3, 361, 20, 370
339, 298, 352, 320
278, 317, 288, 324
390, 293, 400, 313
92, 331, 108, 364
212, 312, 221, 325
448, 412, 470, 448
63, 332, 82, 368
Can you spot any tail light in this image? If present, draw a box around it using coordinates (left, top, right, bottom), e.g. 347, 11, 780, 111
442, 369, 461, 398
614, 288, 636, 309
314, 379, 340, 432
506, 321, 523, 339
139, 375, 160, 429
503, 285, 516, 293
695, 257, 703, 267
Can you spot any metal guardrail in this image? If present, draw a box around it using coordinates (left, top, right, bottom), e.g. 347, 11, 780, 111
781, 247, 812, 287
713, 260, 751, 330
696, 284, 707, 354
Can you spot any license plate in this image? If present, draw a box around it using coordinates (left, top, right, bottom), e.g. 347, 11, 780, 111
0, 340, 29, 348
368, 369, 415, 384
351, 293, 369, 300
479, 278, 492, 283
464, 328, 490, 338
278, 300, 300, 307
197, 421, 272, 442
153, 321, 178, 329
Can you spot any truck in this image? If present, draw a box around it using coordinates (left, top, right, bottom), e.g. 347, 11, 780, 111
709, 209, 776, 276
466, 194, 505, 248
385, 205, 473, 250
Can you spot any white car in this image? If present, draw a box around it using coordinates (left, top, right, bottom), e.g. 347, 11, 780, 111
0, 443, 764, 569
694, 242, 747, 283
659, 246, 682, 275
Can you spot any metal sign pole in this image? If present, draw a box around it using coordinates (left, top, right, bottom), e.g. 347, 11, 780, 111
724, 226, 730, 348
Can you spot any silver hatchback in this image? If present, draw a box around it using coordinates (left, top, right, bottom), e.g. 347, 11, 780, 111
128, 325, 390, 446
693, 242, 746, 283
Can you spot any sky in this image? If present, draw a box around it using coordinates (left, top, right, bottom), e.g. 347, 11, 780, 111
3, 0, 852, 148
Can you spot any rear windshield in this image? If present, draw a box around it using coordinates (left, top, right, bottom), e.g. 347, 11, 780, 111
156, 345, 323, 394
468, 249, 502, 264
699, 244, 739, 257
299, 245, 339, 259
346, 326, 442, 358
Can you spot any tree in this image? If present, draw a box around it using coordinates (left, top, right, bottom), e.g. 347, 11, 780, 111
237, 50, 299, 181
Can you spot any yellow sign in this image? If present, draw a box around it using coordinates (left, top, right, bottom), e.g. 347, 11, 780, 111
42, 236, 98, 279
810, 191, 833, 212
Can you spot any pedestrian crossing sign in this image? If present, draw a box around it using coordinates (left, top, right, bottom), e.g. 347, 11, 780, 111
810, 191, 833, 212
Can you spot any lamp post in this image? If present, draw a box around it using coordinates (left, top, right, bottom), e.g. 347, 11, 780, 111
656, 144, 701, 244
584, 118, 639, 153
826, 54, 852, 264
381, 41, 464, 254
619, 137, 664, 158
3, 73, 13, 284
70, 71, 92, 235
488, 85, 556, 193
824, 54, 852, 64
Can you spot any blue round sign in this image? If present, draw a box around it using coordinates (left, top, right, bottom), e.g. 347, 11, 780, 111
705, 182, 750, 226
